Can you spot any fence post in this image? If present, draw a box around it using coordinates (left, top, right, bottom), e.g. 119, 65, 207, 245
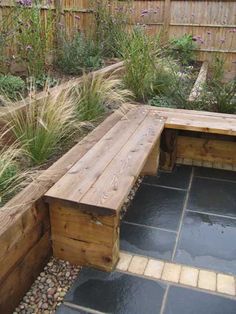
163, 0, 171, 43
55, 0, 64, 47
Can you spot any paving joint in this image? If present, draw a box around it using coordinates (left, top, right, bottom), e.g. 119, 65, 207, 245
122, 220, 178, 234
142, 182, 188, 192
171, 167, 194, 260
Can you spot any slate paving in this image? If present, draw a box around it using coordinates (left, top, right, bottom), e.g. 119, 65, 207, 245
174, 211, 236, 274
57, 165, 236, 313
124, 184, 185, 230
121, 165, 236, 275
57, 268, 236, 314
62, 268, 166, 314
164, 286, 236, 314
121, 222, 176, 260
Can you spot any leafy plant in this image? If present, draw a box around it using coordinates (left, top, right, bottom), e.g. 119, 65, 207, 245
148, 95, 177, 108
0, 75, 25, 100
73, 73, 133, 121
169, 34, 197, 65
33, 74, 59, 90
57, 32, 103, 75
4, 87, 76, 165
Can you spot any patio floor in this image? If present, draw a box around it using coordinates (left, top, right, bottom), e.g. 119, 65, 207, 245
56, 165, 236, 313
122, 165, 236, 275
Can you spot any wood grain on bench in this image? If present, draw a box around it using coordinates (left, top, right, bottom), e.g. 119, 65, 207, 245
45, 107, 164, 213
150, 106, 236, 136
45, 106, 164, 270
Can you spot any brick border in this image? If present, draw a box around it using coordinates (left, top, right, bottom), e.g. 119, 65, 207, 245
117, 252, 236, 297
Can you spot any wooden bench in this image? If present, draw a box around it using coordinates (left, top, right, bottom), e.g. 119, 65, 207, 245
44, 106, 165, 271
44, 104, 235, 271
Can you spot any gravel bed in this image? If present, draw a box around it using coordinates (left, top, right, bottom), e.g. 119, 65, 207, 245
14, 257, 81, 314
120, 176, 143, 219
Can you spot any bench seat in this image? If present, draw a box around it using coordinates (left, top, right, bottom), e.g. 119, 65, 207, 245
151, 106, 236, 136
45, 106, 164, 270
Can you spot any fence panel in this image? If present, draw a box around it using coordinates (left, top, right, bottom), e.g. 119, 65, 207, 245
0, 0, 235, 79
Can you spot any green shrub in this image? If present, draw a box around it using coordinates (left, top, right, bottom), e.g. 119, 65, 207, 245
169, 34, 197, 65
73, 73, 132, 121
148, 95, 177, 108
0, 75, 25, 100
34, 74, 59, 90
57, 32, 103, 75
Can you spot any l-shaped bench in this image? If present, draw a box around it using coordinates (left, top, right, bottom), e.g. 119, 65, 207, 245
44, 104, 236, 271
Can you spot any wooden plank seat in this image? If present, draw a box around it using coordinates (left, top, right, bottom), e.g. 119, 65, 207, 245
150, 106, 236, 136
44, 106, 165, 271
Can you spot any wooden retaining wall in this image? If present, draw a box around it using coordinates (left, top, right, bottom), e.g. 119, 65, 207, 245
0, 0, 235, 79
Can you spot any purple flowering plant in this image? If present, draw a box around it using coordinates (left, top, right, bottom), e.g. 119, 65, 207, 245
0, 0, 55, 77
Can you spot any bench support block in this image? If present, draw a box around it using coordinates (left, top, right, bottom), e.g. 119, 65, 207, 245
141, 139, 160, 176
160, 129, 178, 171
50, 201, 119, 271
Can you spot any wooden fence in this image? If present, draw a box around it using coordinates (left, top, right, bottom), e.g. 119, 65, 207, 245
0, 0, 235, 79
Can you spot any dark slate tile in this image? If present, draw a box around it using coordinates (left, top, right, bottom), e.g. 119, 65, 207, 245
120, 222, 176, 260
174, 211, 236, 274
188, 177, 236, 217
143, 165, 192, 189
56, 304, 90, 314
65, 268, 166, 314
124, 184, 185, 231
195, 167, 236, 182
164, 286, 236, 314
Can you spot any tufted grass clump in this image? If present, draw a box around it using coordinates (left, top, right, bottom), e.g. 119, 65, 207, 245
4, 87, 77, 165
121, 28, 159, 101
0, 134, 24, 205
73, 73, 133, 121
